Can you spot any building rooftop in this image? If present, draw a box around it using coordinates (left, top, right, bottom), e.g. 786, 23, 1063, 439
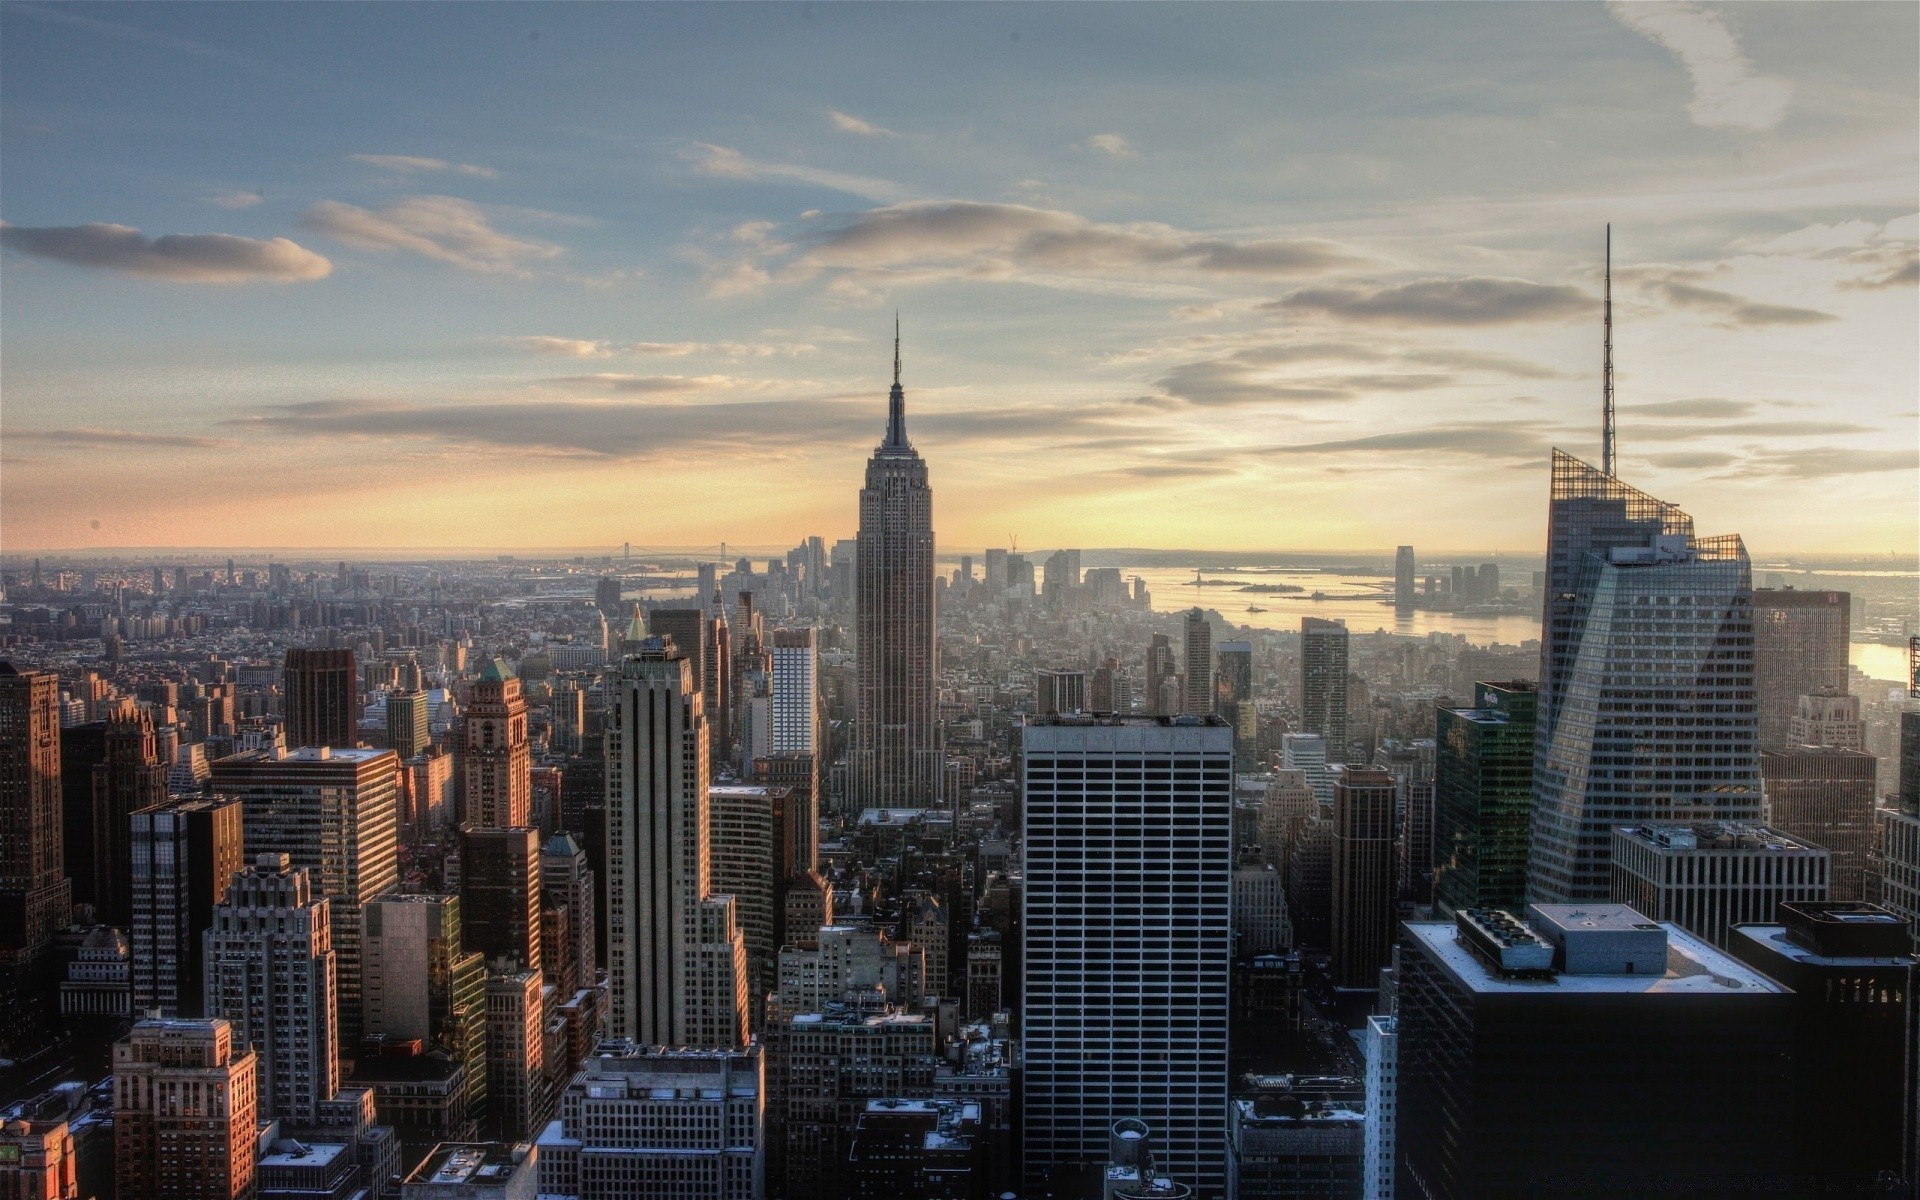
1730, 902, 1914, 966
1406, 914, 1786, 996
405, 1142, 531, 1188
1024, 712, 1230, 728
1615, 822, 1825, 854
259, 1139, 349, 1170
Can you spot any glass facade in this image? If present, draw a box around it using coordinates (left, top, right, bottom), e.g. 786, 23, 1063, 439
1432, 681, 1537, 913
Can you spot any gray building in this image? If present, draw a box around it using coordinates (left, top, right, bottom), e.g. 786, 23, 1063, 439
1751, 588, 1850, 750
1610, 822, 1829, 948
1300, 619, 1349, 763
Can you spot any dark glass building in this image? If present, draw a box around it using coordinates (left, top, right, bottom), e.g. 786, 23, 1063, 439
1432, 681, 1536, 914
283, 647, 358, 749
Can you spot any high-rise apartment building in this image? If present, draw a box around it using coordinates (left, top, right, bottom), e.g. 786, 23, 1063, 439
1759, 746, 1877, 901
0, 664, 72, 1060
1021, 715, 1233, 1195
113, 1017, 259, 1200
605, 641, 748, 1048
1300, 618, 1349, 763
460, 826, 543, 974
203, 853, 339, 1123
215, 746, 401, 1051
536, 1041, 764, 1200
1432, 682, 1536, 914
361, 893, 487, 1123
284, 647, 358, 749
1751, 588, 1850, 750
462, 660, 530, 830
853, 336, 940, 809
1394, 546, 1416, 609
1362, 1013, 1397, 1200
1609, 822, 1829, 948
1329, 765, 1397, 990
1397, 905, 1793, 1198
130, 796, 244, 1018
1182, 608, 1213, 716
1529, 452, 1758, 902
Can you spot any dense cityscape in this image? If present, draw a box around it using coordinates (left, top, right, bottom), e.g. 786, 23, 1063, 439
4, 4, 1918, 1199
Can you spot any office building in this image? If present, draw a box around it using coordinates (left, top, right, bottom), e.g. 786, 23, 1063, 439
1728, 902, 1912, 1191
460, 826, 542, 975
1362, 1014, 1397, 1200
650, 609, 728, 762
1609, 822, 1829, 948
131, 797, 244, 1018
765, 1010, 937, 1199
402, 1142, 538, 1199
846, 1098, 983, 1199
1226, 1076, 1365, 1200
1397, 904, 1793, 1198
853, 335, 940, 809
1145, 634, 1177, 717
1034, 669, 1087, 717
1232, 864, 1291, 957
362, 893, 488, 1121
769, 628, 820, 755
483, 968, 547, 1142
215, 746, 401, 1050
1281, 733, 1332, 806
1788, 687, 1865, 751
539, 834, 596, 998
1394, 547, 1416, 609
1902, 709, 1920, 812
1021, 715, 1233, 1196
1042, 549, 1081, 606
204, 853, 339, 1123
1330, 765, 1397, 990
770, 924, 925, 1019
0, 665, 72, 1062
1529, 452, 1758, 902
709, 784, 798, 1012
285, 647, 358, 749
113, 1017, 259, 1200
1432, 682, 1536, 915
605, 641, 748, 1048
0, 1104, 80, 1200
1182, 608, 1213, 716
388, 689, 432, 761
1301, 618, 1350, 763
463, 660, 530, 830
750, 752, 819, 875
536, 1041, 763, 1200
1752, 588, 1850, 750
61, 707, 168, 927
1214, 640, 1253, 715
1760, 746, 1877, 901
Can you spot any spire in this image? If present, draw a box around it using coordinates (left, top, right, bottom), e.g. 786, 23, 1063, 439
883, 313, 908, 449
620, 603, 648, 649
1602, 224, 1615, 477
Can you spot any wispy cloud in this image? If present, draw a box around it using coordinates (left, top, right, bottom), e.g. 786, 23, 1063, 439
1262, 423, 1553, 460
495, 336, 809, 359
1273, 277, 1595, 326
1730, 446, 1916, 479
206, 190, 263, 210
1084, 133, 1138, 159
0, 222, 332, 282
1640, 278, 1836, 327
686, 143, 906, 203
7, 427, 237, 449
553, 374, 738, 394
301, 196, 561, 274
829, 110, 898, 137
348, 154, 498, 179
1624, 397, 1759, 419
1608, 1, 1792, 132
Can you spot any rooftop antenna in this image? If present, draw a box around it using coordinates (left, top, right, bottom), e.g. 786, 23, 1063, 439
893, 311, 901, 387
1603, 224, 1615, 477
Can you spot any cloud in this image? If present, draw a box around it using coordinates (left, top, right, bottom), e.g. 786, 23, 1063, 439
1624, 397, 1758, 419
7, 427, 236, 449
301, 196, 561, 274
348, 154, 498, 179
1840, 255, 1919, 291
1263, 424, 1553, 460
0, 221, 332, 282
554, 374, 737, 394
1642, 451, 1739, 469
1631, 419, 1877, 442
1085, 133, 1138, 159
497, 336, 810, 359
1608, 1, 1792, 133
829, 111, 898, 137
1273, 277, 1596, 326
499, 336, 614, 358
737, 201, 1359, 296
686, 143, 906, 202
1730, 447, 1917, 479
1641, 279, 1836, 326
206, 190, 263, 210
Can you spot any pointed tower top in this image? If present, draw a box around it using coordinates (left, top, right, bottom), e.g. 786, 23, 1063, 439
883, 315, 909, 449
621, 603, 648, 647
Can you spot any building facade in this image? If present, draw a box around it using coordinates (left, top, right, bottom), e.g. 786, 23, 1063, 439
113, 1017, 259, 1200
1300, 618, 1350, 764
284, 647, 358, 749
461, 660, 530, 830
1432, 682, 1536, 915
1609, 822, 1829, 948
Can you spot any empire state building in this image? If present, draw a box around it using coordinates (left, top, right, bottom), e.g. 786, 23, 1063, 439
853, 325, 941, 807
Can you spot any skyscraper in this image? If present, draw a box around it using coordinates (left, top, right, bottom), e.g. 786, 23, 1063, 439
708, 784, 796, 1017
1300, 618, 1349, 763
1021, 714, 1233, 1195
1759, 746, 1877, 901
853, 328, 940, 808
113, 1017, 259, 1200
0, 663, 72, 1061
650, 609, 729, 762
541, 832, 596, 997
284, 647, 358, 749
1751, 588, 1850, 750
130, 796, 244, 1017
215, 746, 401, 1051
387, 689, 431, 760
203, 853, 339, 1123
1182, 607, 1213, 715
1394, 546, 1416, 609
605, 639, 749, 1048
62, 706, 168, 928
1329, 765, 1397, 990
462, 659, 530, 830
361, 892, 487, 1124
1432, 682, 1537, 914
1529, 452, 1758, 903
1034, 668, 1087, 716
768, 629, 820, 755
1146, 633, 1177, 717
459, 826, 543, 975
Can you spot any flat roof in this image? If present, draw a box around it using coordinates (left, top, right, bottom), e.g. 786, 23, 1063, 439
405, 1142, 528, 1186
260, 1141, 349, 1169
1405, 919, 1787, 996
1727, 924, 1914, 970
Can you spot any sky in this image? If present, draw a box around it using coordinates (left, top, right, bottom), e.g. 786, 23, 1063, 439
2, 1, 1915, 555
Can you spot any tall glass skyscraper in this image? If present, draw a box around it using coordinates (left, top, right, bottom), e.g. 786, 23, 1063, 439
1528, 451, 1759, 902
853, 332, 940, 808
1300, 617, 1350, 763
1433, 681, 1537, 914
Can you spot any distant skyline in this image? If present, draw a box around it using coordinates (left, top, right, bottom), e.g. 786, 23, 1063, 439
2, 2, 1914, 553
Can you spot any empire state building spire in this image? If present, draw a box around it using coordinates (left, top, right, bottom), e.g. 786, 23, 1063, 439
884, 313, 909, 450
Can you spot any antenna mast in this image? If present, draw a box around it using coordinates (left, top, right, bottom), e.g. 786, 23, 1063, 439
1603, 224, 1615, 477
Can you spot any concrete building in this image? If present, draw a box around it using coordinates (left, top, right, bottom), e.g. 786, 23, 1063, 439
539, 834, 596, 998
1751, 588, 1850, 750
484, 969, 548, 1143
463, 660, 531, 830
1760, 746, 1877, 901
1396, 904, 1793, 1197
61, 706, 168, 928
1610, 822, 1830, 949
708, 784, 796, 1016
771, 924, 924, 1020
765, 1011, 936, 1199
215, 745, 401, 1051
1362, 1015, 1396, 1200
846, 1098, 983, 1199
1300, 618, 1350, 763
1021, 715, 1233, 1196
0, 664, 72, 1061
1394, 547, 1416, 609
1432, 682, 1536, 915
204, 854, 339, 1124
1232, 864, 1292, 957
1227, 1076, 1365, 1200
536, 1041, 763, 1200
113, 1017, 259, 1200
363, 893, 488, 1120
130, 796, 244, 1017
460, 826, 543, 975
1788, 687, 1865, 751
403, 1142, 538, 1199
0, 1106, 80, 1200
1035, 669, 1087, 717
1181, 609, 1213, 716
1330, 765, 1397, 990
387, 690, 432, 761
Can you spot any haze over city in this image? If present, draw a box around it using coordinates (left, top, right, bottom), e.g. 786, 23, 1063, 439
3, 2, 1915, 553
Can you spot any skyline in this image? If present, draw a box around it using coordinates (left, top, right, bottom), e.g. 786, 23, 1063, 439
3, 2, 1916, 554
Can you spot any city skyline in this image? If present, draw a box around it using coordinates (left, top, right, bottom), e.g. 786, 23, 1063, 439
3, 3, 1915, 554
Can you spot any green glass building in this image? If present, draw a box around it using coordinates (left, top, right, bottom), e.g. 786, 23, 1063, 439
1433, 682, 1537, 913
